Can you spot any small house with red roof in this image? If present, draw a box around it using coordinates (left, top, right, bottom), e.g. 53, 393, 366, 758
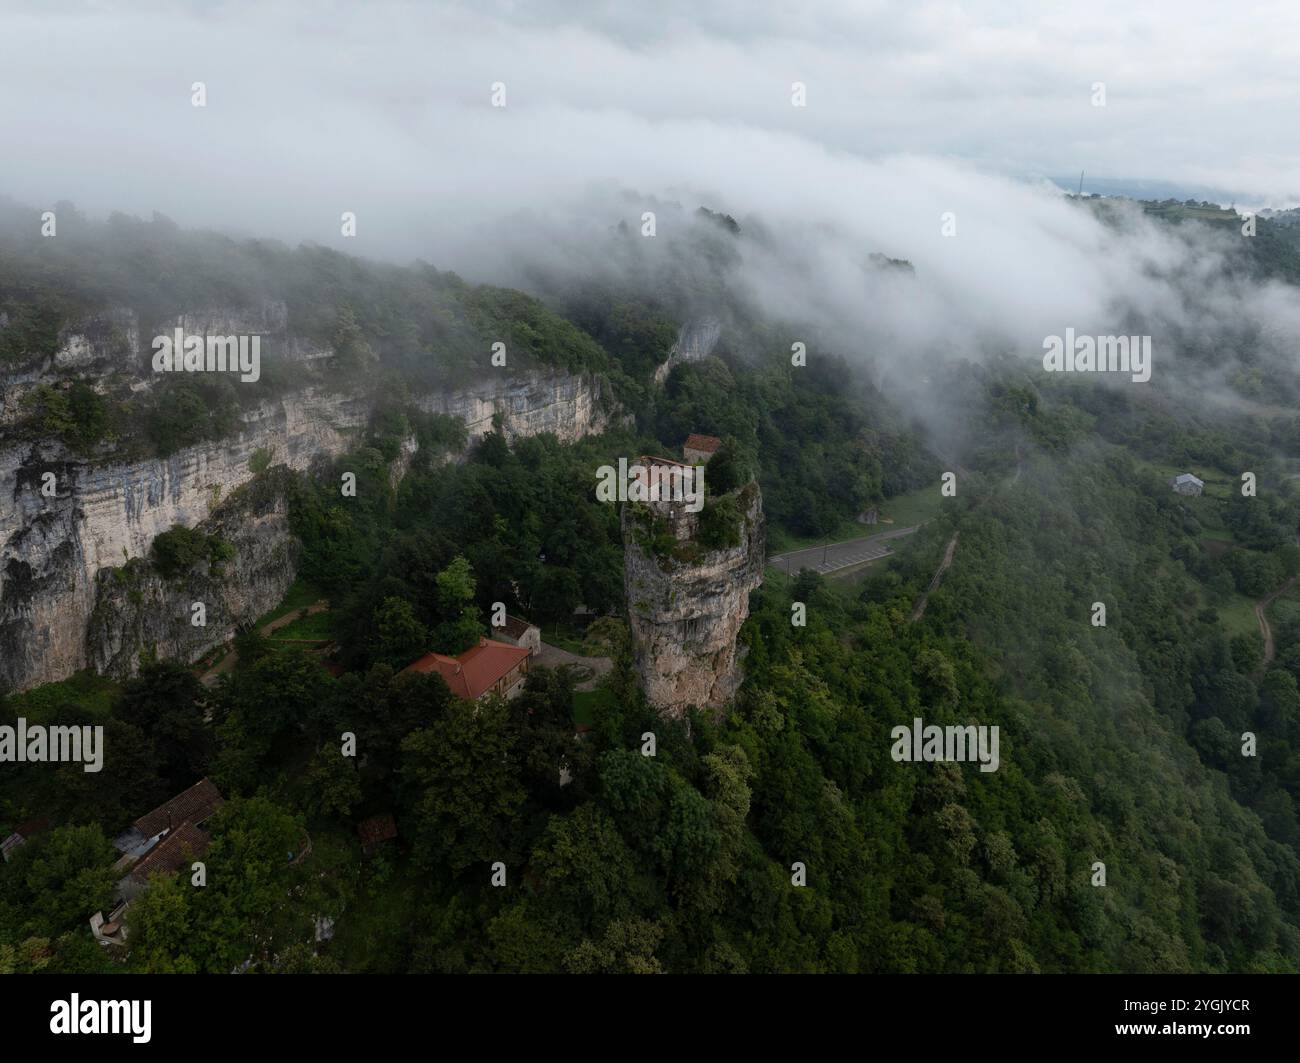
683, 433, 722, 464
112, 778, 225, 900
403, 637, 532, 701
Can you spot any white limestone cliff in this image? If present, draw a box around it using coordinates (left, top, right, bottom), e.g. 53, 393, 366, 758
622, 482, 765, 718
0, 306, 621, 691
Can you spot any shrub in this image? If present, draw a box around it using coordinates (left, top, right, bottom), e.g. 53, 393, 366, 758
150, 524, 235, 579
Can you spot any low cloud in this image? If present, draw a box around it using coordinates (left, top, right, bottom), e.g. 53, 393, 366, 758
2, 0, 1298, 421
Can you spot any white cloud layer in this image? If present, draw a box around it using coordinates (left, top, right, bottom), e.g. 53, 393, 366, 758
2, 0, 1298, 252
1, 0, 1297, 397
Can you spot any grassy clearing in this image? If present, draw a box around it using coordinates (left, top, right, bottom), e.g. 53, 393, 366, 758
5, 670, 120, 721
1142, 203, 1238, 223
767, 487, 947, 554
573, 684, 618, 727
1214, 593, 1261, 641
544, 620, 590, 656
1140, 460, 1237, 501
255, 579, 324, 630
878, 485, 948, 528
268, 610, 335, 641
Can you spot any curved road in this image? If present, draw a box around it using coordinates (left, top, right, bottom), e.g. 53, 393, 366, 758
768, 524, 922, 576
1255, 535, 1300, 668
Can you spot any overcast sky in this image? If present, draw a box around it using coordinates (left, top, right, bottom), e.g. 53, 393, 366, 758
1, 0, 1297, 267
1, 0, 1297, 441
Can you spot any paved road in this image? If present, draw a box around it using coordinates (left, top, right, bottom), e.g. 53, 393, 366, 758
768, 525, 921, 576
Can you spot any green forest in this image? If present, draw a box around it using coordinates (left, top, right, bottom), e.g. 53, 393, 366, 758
2, 204, 1300, 974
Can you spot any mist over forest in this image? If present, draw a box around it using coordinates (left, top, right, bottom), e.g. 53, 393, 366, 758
3, 0, 1300, 1007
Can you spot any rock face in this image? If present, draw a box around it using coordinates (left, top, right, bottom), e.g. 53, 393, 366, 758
1, 307, 141, 426
0, 389, 366, 691
0, 315, 620, 692
653, 319, 723, 385
87, 469, 301, 678
54, 308, 140, 373
158, 302, 332, 364
622, 483, 765, 718
415, 368, 621, 444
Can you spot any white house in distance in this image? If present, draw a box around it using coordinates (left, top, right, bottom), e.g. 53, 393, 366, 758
1170, 472, 1205, 496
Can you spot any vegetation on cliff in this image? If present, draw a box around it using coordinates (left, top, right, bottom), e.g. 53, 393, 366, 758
3, 207, 1300, 975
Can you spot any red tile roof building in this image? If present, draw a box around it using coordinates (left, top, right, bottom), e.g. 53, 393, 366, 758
357, 813, 398, 857
683, 434, 722, 462
403, 637, 532, 700
130, 821, 212, 883
116, 778, 225, 898
132, 778, 224, 839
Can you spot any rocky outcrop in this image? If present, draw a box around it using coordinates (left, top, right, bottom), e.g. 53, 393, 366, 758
1, 307, 141, 426
415, 368, 621, 444
87, 470, 300, 678
54, 307, 140, 373
0, 291, 624, 692
158, 302, 331, 364
1, 365, 620, 694
388, 434, 421, 490
622, 482, 765, 718
0, 301, 329, 431
0, 359, 53, 427
0, 389, 366, 692
653, 319, 723, 385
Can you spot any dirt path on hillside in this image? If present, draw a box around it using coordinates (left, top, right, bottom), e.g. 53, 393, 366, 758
1256, 597, 1279, 665
1255, 536, 1300, 668
199, 600, 329, 686
910, 532, 960, 622
259, 601, 329, 635
907, 447, 1022, 623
